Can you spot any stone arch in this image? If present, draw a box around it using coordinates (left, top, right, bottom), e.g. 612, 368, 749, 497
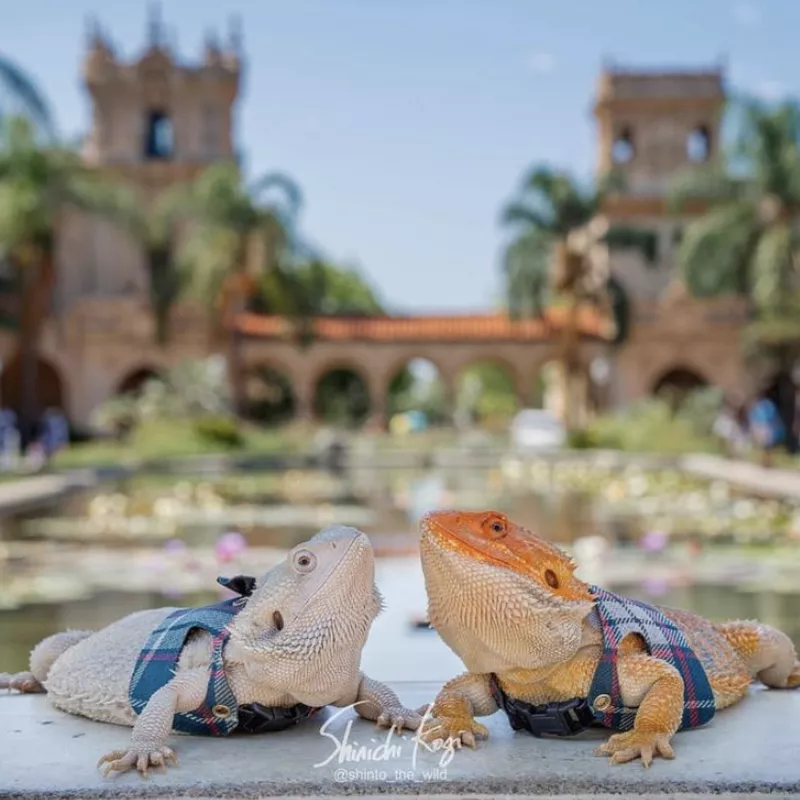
116, 366, 162, 396
311, 362, 372, 428
384, 356, 450, 427
0, 354, 67, 427
244, 363, 296, 425
455, 357, 522, 428
651, 365, 709, 402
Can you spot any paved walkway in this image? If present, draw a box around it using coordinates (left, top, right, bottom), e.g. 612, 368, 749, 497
0, 471, 96, 516
681, 454, 800, 500
2, 685, 798, 797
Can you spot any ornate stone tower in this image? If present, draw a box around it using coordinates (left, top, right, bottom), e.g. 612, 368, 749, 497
56, 5, 242, 311
82, 4, 241, 179
591, 66, 726, 302
592, 66, 748, 407
593, 66, 725, 197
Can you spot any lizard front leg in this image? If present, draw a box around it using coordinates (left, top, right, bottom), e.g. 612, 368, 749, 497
347, 672, 422, 732
420, 671, 497, 748
98, 667, 208, 778
595, 654, 684, 768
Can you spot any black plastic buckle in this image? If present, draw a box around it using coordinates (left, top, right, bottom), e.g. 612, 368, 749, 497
217, 575, 258, 598
235, 702, 319, 734
489, 674, 594, 738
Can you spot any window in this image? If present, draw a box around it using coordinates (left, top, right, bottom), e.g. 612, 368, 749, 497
612, 126, 635, 164
686, 126, 711, 163
144, 110, 174, 159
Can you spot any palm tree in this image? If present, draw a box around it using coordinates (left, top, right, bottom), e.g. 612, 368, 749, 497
175, 162, 302, 414
0, 56, 55, 141
671, 98, 800, 444
0, 116, 132, 439
113, 191, 186, 348
500, 166, 656, 430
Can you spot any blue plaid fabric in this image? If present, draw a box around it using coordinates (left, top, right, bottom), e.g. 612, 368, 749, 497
128, 599, 242, 737
587, 585, 716, 731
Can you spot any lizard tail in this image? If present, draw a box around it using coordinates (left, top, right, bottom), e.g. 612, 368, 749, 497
716, 620, 800, 689
1, 629, 94, 693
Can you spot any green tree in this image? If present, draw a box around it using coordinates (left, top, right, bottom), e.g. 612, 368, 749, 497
459, 363, 519, 423
671, 99, 800, 439
0, 116, 130, 437
500, 167, 656, 430
259, 258, 383, 318
174, 162, 303, 414
101, 186, 187, 348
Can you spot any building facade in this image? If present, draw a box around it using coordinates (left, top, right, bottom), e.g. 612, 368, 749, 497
595, 67, 755, 406
0, 24, 758, 428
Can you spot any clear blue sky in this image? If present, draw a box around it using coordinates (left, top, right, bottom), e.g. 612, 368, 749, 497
3, 0, 798, 312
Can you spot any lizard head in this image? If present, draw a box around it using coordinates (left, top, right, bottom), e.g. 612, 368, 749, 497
420, 509, 594, 672
228, 525, 382, 671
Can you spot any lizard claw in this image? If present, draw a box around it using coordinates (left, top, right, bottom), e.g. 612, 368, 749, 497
376, 706, 422, 732
98, 745, 177, 778
419, 715, 488, 749
595, 731, 675, 767
0, 671, 45, 693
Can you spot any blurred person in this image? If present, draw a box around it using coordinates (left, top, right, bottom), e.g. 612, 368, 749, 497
712, 396, 749, 458
0, 408, 19, 471
748, 391, 785, 467
42, 407, 69, 457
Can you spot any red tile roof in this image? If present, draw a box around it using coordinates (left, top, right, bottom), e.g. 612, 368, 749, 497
236, 308, 608, 342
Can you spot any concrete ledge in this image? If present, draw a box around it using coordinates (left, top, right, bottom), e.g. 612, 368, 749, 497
1, 683, 799, 797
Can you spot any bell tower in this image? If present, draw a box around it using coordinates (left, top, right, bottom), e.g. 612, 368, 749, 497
593, 66, 725, 196
57, 6, 243, 311
81, 4, 241, 187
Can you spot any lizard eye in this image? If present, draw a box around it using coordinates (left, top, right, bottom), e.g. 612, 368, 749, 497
292, 550, 317, 573
273, 610, 284, 631
483, 516, 507, 538
544, 569, 559, 589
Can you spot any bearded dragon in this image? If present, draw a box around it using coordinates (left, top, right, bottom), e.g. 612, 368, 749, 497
1, 525, 420, 777
420, 509, 800, 767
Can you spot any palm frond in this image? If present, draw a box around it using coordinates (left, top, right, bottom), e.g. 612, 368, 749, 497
749, 222, 794, 313
502, 230, 551, 318
677, 203, 759, 297
500, 200, 553, 230
0, 56, 55, 141
669, 165, 744, 211
248, 171, 302, 223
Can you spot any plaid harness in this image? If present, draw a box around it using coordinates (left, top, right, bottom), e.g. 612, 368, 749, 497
129, 599, 244, 736
491, 586, 716, 736
129, 594, 319, 737
587, 585, 716, 731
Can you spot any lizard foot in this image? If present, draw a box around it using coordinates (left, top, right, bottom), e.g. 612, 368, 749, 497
595, 730, 675, 767
420, 714, 488, 749
375, 705, 423, 732
98, 745, 177, 778
786, 663, 800, 689
0, 671, 45, 693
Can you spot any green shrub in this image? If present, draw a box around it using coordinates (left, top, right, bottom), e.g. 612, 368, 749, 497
192, 416, 243, 448
577, 392, 722, 455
